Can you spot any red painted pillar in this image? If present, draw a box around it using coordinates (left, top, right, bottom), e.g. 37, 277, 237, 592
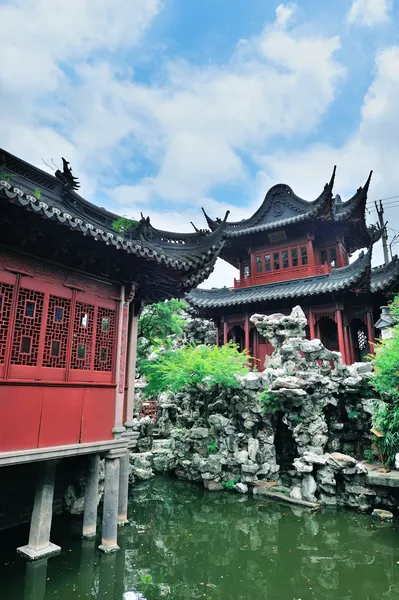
244, 314, 250, 360
253, 328, 259, 370
223, 319, 228, 345
336, 307, 346, 363
366, 310, 375, 355
343, 323, 351, 365
308, 308, 316, 339
336, 235, 345, 268
315, 319, 320, 340
307, 234, 315, 272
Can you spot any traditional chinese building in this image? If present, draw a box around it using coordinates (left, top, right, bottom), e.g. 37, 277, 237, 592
187, 168, 399, 368
0, 148, 226, 558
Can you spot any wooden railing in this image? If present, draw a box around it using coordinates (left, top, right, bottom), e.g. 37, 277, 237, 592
234, 263, 332, 289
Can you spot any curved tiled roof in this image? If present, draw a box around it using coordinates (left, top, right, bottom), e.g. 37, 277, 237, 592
0, 149, 227, 274
187, 247, 373, 309
202, 167, 336, 235
371, 257, 399, 293
202, 168, 373, 241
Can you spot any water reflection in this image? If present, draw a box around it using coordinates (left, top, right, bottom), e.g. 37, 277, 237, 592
4, 477, 399, 600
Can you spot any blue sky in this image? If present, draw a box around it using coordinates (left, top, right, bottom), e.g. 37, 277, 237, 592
1, 0, 399, 286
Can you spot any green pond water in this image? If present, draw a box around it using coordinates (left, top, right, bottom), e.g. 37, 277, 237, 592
1, 476, 399, 600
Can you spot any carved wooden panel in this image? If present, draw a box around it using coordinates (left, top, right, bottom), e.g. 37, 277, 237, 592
0, 282, 14, 364
94, 307, 116, 372
42, 295, 71, 368
10, 288, 44, 366
71, 301, 95, 370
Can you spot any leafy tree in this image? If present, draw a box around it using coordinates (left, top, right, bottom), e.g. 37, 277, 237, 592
138, 299, 186, 345
370, 297, 399, 464
136, 299, 187, 376
141, 342, 249, 401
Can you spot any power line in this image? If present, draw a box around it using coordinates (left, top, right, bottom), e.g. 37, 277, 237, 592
366, 195, 399, 206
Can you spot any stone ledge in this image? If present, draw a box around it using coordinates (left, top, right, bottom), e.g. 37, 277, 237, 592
365, 466, 399, 489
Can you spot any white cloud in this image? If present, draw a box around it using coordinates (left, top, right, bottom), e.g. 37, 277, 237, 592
0, 2, 345, 214
255, 44, 399, 267
347, 0, 392, 27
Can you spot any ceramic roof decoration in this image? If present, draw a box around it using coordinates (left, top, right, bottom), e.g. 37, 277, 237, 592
0, 148, 228, 303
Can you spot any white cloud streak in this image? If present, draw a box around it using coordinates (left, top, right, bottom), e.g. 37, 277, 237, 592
347, 0, 392, 27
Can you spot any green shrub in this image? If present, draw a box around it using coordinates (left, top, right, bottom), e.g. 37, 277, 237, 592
222, 480, 236, 488
347, 408, 361, 421
369, 306, 399, 465
363, 449, 376, 464
259, 391, 282, 414
141, 342, 249, 398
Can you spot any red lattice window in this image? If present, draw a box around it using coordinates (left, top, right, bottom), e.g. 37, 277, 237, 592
94, 307, 116, 372
42, 295, 71, 368
0, 282, 14, 364
71, 301, 94, 370
11, 288, 44, 366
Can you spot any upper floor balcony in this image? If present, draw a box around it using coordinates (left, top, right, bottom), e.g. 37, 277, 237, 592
234, 262, 332, 289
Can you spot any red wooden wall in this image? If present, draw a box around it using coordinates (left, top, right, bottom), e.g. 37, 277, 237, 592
0, 250, 120, 452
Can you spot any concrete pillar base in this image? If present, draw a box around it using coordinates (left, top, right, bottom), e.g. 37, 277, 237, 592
117, 518, 129, 528
98, 543, 120, 554
82, 529, 97, 540
17, 542, 61, 561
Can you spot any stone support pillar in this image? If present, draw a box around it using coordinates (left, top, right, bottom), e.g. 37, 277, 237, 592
99, 452, 121, 553
17, 461, 61, 560
215, 323, 220, 346
366, 310, 375, 355
223, 319, 228, 345
335, 307, 347, 364
117, 450, 130, 527
82, 453, 100, 539
308, 308, 316, 339
125, 306, 139, 427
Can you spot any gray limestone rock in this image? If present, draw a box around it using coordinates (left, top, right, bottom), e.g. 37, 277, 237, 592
303, 451, 327, 465
235, 483, 249, 494
327, 452, 357, 471
248, 438, 260, 462
293, 457, 313, 473
235, 450, 249, 464
302, 474, 317, 502
188, 427, 209, 439
290, 484, 303, 501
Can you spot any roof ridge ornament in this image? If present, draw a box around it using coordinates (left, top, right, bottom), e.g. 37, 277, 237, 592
55, 158, 80, 191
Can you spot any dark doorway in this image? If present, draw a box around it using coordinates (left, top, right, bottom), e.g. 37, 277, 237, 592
274, 413, 297, 472
318, 316, 338, 352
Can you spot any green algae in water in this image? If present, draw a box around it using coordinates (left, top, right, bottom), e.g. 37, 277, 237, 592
1, 476, 399, 599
